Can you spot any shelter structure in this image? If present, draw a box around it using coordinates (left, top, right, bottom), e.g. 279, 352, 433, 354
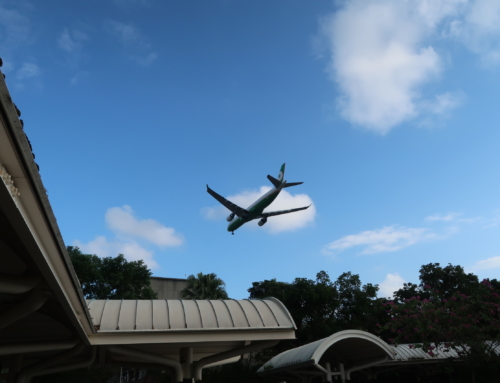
258, 330, 500, 382
0, 69, 296, 383
258, 330, 395, 382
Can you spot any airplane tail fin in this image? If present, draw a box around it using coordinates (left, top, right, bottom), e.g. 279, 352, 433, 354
277, 163, 285, 182
267, 163, 303, 188
267, 163, 286, 188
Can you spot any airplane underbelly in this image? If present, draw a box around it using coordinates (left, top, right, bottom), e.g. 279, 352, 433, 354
227, 217, 245, 232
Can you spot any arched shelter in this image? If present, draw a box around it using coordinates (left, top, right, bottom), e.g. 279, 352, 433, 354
258, 330, 395, 382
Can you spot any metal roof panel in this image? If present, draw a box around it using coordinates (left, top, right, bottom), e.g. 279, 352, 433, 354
168, 300, 186, 329
100, 300, 121, 330
136, 300, 153, 330
118, 300, 137, 330
196, 300, 218, 328
152, 300, 169, 330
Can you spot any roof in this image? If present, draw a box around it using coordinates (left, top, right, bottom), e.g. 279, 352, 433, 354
150, 276, 187, 282
87, 297, 295, 334
390, 342, 500, 364
258, 330, 395, 374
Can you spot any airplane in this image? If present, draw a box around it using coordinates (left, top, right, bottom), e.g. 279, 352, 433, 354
206, 163, 311, 234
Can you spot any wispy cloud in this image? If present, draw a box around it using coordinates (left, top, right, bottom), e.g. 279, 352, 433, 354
317, 0, 500, 134
379, 272, 406, 298
104, 20, 149, 48
57, 27, 90, 84
323, 225, 436, 255
469, 256, 500, 272
131, 52, 158, 66
0, 3, 32, 50
426, 211, 482, 224
0, 2, 41, 89
16, 62, 40, 80
58, 28, 88, 55
202, 186, 315, 234
104, 20, 157, 65
425, 212, 461, 222
74, 205, 184, 269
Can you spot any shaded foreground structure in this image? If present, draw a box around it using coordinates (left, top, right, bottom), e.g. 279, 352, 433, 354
0, 70, 296, 382
258, 330, 500, 382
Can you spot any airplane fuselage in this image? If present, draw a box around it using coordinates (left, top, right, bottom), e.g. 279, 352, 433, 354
227, 187, 281, 232
207, 163, 309, 234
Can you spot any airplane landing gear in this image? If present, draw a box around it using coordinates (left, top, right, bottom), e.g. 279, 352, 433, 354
232, 232, 234, 235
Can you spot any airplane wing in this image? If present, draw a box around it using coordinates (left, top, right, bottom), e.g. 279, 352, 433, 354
257, 205, 311, 218
206, 185, 249, 217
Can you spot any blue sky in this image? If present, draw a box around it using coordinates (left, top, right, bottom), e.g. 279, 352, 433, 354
2, 0, 500, 298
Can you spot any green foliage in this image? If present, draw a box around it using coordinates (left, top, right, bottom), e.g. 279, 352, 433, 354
68, 246, 157, 299
382, 278, 500, 374
180, 272, 229, 300
394, 263, 479, 302
249, 270, 381, 344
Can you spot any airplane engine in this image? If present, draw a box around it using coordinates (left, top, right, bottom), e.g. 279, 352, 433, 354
227, 213, 235, 222
258, 218, 267, 227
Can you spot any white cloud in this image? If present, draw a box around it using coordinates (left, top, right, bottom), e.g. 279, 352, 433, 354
74, 205, 184, 269
469, 256, 500, 271
318, 0, 500, 133
202, 186, 315, 234
16, 62, 40, 80
320, 0, 444, 133
106, 205, 184, 247
425, 212, 461, 222
451, 0, 500, 67
324, 225, 436, 255
379, 273, 406, 298
74, 236, 159, 269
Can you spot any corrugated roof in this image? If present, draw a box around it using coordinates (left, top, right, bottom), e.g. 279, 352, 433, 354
87, 298, 296, 332
391, 342, 500, 362
258, 330, 395, 374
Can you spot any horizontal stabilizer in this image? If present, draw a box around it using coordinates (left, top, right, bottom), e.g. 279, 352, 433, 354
283, 182, 303, 188
267, 175, 282, 188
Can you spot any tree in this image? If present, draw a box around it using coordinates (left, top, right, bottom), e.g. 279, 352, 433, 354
394, 263, 479, 302
382, 279, 500, 377
180, 272, 229, 300
68, 246, 157, 299
249, 271, 381, 345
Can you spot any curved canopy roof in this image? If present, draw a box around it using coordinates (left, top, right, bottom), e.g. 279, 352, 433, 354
258, 329, 394, 375
87, 297, 295, 333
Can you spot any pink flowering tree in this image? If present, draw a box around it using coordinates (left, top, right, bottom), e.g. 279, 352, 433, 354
381, 279, 500, 367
